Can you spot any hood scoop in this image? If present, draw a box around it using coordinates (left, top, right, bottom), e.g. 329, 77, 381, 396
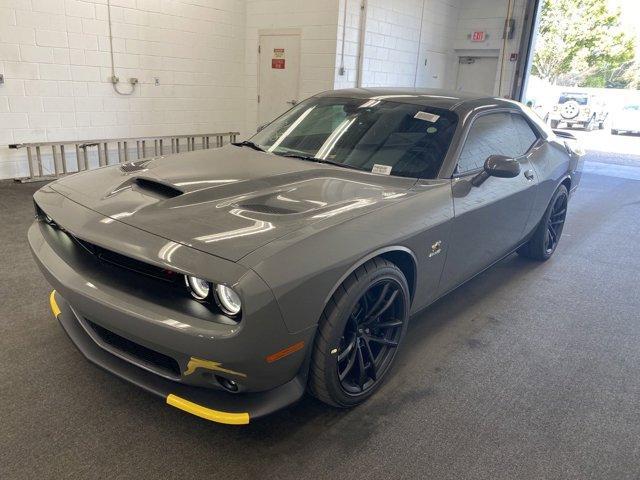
133, 177, 183, 199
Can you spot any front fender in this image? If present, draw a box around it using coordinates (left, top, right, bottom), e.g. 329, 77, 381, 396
320, 246, 418, 307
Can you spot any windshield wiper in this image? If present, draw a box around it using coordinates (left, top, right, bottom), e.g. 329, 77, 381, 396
232, 140, 265, 152
276, 152, 363, 171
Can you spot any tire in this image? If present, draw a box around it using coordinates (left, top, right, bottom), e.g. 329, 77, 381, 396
550, 120, 559, 129
308, 257, 410, 407
518, 185, 569, 261
560, 100, 580, 121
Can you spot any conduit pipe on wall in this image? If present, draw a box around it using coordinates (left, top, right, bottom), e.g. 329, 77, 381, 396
338, 0, 349, 76
413, 0, 427, 87
498, 0, 515, 97
356, 0, 368, 87
107, 0, 137, 96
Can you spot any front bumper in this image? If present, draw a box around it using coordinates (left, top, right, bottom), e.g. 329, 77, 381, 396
28, 187, 316, 423
49, 290, 305, 424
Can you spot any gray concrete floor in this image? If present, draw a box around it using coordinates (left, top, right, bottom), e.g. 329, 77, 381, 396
1, 159, 640, 479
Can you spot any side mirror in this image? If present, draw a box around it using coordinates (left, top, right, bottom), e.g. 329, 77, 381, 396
471, 155, 520, 187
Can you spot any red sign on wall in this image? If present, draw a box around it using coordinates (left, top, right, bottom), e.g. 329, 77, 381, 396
272, 48, 285, 69
471, 31, 486, 42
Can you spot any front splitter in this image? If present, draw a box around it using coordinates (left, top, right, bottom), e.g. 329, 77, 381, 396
49, 290, 306, 425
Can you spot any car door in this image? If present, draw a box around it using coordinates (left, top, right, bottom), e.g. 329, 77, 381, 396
439, 111, 539, 293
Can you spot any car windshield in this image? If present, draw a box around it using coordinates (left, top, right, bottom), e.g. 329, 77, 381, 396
559, 94, 588, 105
623, 104, 640, 111
248, 96, 458, 179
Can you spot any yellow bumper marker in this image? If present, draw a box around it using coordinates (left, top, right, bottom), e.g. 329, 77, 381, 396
49, 290, 61, 318
166, 394, 249, 425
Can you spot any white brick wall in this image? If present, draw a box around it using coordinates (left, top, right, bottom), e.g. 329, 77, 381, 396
335, 0, 525, 95
334, 0, 362, 89
335, 0, 461, 90
360, 0, 423, 87
416, 0, 461, 90
244, 0, 339, 134
0, 0, 246, 179
0, 0, 527, 179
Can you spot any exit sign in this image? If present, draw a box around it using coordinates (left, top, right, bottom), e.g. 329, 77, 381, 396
471, 31, 486, 42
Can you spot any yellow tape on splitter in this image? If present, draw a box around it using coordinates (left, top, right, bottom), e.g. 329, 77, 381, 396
49, 290, 61, 318
166, 394, 249, 425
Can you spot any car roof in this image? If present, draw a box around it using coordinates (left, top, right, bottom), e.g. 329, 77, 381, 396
315, 87, 521, 113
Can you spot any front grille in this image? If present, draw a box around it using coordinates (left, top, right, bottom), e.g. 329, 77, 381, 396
35, 199, 180, 286
86, 319, 181, 377
71, 235, 180, 284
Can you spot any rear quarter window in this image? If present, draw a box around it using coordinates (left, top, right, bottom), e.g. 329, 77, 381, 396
511, 114, 539, 155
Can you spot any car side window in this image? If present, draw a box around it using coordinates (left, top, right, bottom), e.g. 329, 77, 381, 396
456, 112, 537, 174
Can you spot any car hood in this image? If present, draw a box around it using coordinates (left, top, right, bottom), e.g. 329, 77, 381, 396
49, 146, 417, 261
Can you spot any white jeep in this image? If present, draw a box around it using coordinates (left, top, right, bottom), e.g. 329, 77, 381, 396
549, 93, 608, 131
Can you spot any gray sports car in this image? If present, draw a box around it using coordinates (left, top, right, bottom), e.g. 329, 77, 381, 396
29, 88, 583, 425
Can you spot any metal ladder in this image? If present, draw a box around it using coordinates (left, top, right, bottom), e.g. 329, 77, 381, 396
9, 132, 239, 182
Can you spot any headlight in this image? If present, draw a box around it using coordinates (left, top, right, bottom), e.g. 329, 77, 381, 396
184, 275, 211, 300
215, 284, 242, 316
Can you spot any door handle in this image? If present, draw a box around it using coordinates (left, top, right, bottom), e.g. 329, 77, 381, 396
286, 100, 298, 105
524, 169, 535, 180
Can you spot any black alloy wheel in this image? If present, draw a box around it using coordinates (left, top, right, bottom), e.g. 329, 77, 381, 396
518, 184, 569, 261
545, 192, 568, 255
337, 279, 405, 394
309, 257, 410, 407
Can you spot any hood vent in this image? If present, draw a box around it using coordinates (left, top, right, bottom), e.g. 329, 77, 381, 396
239, 203, 298, 215
134, 177, 183, 198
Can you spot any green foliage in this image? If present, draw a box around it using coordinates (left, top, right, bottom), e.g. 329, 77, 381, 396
532, 0, 637, 89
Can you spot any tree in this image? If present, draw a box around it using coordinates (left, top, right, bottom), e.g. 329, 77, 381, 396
582, 59, 639, 89
531, 0, 637, 88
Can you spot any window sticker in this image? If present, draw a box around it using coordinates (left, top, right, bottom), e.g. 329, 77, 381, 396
414, 111, 440, 123
372, 164, 392, 175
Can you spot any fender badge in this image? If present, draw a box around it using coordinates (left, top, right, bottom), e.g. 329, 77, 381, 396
429, 240, 442, 258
